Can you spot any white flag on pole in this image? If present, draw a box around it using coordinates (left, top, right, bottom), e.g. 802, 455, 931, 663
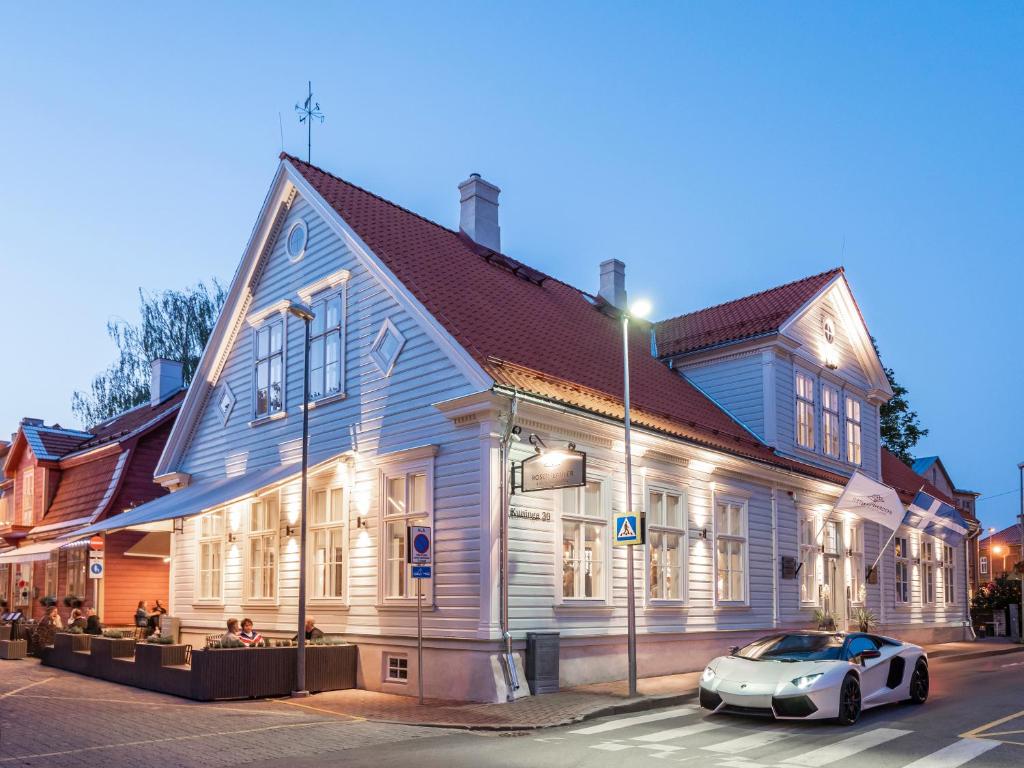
833, 470, 905, 530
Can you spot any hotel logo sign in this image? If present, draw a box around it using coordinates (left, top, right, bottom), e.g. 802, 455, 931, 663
517, 449, 587, 493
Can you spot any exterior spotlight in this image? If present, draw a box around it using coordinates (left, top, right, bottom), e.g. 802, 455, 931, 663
630, 299, 652, 320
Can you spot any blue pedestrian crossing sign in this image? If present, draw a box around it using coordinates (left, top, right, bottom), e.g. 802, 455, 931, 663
613, 512, 644, 547
411, 566, 432, 579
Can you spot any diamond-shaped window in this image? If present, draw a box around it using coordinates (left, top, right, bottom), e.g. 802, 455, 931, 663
217, 383, 236, 426
370, 318, 405, 377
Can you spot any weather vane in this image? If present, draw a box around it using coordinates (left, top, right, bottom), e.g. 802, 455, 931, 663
295, 80, 325, 163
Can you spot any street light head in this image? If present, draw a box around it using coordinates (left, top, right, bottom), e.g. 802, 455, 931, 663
629, 298, 652, 320
286, 301, 315, 322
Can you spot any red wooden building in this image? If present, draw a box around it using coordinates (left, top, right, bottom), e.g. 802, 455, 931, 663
0, 361, 184, 625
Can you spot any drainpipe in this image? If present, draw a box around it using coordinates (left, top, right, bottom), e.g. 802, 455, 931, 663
497, 392, 518, 700
771, 486, 779, 628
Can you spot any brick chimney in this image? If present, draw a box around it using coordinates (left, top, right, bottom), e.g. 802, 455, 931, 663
150, 359, 184, 406
458, 173, 501, 252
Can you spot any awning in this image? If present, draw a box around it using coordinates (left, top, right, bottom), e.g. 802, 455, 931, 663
123, 531, 171, 558
0, 539, 62, 564
67, 450, 346, 538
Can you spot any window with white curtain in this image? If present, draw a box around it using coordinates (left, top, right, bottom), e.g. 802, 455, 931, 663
799, 514, 819, 605
198, 510, 225, 601
647, 487, 686, 601
894, 535, 909, 604
922, 539, 936, 604
846, 397, 862, 465
715, 498, 747, 603
382, 467, 431, 601
941, 543, 956, 604
310, 486, 346, 600
246, 494, 278, 601
822, 384, 841, 458
848, 523, 864, 604
308, 293, 343, 400
795, 372, 816, 450
560, 479, 607, 601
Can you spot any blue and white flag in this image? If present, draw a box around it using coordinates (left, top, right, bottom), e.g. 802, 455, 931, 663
903, 489, 968, 546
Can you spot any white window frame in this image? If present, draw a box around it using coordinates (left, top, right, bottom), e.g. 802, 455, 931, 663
555, 475, 612, 605
44, 550, 59, 597
307, 289, 346, 402
380, 458, 434, 606
66, 547, 87, 598
798, 512, 820, 606
286, 219, 308, 262
845, 396, 862, 466
21, 468, 34, 526
196, 509, 225, 604
309, 484, 347, 604
244, 492, 279, 604
921, 539, 936, 605
645, 482, 687, 604
370, 317, 406, 377
795, 370, 816, 451
821, 383, 841, 458
385, 654, 409, 683
0, 563, 9, 604
252, 316, 285, 420
894, 535, 909, 605
847, 522, 865, 605
941, 543, 956, 605
713, 493, 749, 606
980, 555, 988, 576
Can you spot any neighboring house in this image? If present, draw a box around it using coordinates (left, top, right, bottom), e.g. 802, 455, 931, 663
979, 524, 1022, 581
910, 456, 983, 595
76, 154, 970, 702
0, 361, 183, 624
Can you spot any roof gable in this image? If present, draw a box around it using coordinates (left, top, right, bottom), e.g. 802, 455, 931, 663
880, 447, 955, 506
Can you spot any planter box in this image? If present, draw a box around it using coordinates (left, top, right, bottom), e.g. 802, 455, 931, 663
135, 642, 189, 673
54, 632, 93, 653
89, 636, 137, 659
0, 625, 10, 641
306, 644, 358, 692
0, 639, 27, 660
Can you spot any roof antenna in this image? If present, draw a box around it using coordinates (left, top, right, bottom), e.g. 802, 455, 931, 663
295, 80, 325, 163
278, 112, 284, 153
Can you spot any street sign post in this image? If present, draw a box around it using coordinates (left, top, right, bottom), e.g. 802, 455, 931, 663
89, 549, 104, 580
408, 525, 432, 705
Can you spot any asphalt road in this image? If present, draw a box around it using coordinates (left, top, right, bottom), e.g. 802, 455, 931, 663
252, 651, 1024, 768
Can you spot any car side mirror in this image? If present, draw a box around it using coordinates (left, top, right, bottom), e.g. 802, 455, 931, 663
728, 645, 740, 656
858, 649, 881, 664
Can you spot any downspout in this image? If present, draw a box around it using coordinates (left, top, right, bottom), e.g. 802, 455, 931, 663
497, 391, 518, 700
771, 486, 779, 628
965, 529, 975, 640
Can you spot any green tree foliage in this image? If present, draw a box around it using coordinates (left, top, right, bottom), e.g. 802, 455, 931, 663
972, 575, 1022, 611
872, 338, 928, 464
72, 281, 226, 427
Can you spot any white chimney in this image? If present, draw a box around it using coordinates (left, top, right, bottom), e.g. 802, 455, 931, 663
599, 259, 627, 309
458, 173, 501, 252
150, 359, 184, 406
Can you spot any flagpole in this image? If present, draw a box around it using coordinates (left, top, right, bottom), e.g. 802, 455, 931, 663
867, 526, 900, 582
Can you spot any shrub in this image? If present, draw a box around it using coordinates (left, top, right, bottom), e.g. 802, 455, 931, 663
39, 595, 57, 607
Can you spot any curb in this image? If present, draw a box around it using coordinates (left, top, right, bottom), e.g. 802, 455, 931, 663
930, 644, 1024, 664
368, 690, 699, 732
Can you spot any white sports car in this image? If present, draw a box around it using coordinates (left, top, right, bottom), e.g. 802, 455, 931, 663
699, 631, 928, 725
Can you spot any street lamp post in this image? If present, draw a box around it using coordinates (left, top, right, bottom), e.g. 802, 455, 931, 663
621, 298, 651, 698
287, 301, 315, 698
1018, 462, 1023, 642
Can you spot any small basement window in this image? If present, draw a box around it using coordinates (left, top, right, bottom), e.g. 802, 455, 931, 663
386, 654, 409, 682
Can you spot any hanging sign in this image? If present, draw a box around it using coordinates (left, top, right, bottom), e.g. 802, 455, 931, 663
517, 449, 587, 493
408, 525, 432, 566
89, 536, 104, 551
613, 511, 644, 547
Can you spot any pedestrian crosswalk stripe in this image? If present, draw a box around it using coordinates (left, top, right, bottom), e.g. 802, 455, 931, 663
702, 729, 795, 754
590, 742, 634, 751
569, 706, 697, 735
634, 721, 724, 743
781, 728, 911, 767
898, 739, 999, 768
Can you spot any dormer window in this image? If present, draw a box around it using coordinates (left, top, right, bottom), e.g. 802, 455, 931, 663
308, 293, 343, 400
795, 372, 816, 450
846, 397, 862, 465
21, 468, 34, 526
254, 319, 284, 418
822, 384, 841, 458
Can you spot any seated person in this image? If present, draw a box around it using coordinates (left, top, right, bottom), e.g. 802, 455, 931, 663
221, 618, 241, 645
147, 599, 168, 631
292, 616, 324, 642
84, 608, 103, 636
238, 618, 263, 647
135, 601, 149, 628
67, 608, 87, 631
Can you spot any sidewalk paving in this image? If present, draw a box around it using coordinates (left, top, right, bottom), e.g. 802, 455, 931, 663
275, 638, 1024, 730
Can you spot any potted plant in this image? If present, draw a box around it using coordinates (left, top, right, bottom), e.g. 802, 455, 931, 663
39, 595, 57, 608
813, 608, 836, 631
853, 607, 878, 633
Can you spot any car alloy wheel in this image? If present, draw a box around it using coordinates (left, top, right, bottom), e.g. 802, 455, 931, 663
837, 674, 861, 726
909, 659, 929, 704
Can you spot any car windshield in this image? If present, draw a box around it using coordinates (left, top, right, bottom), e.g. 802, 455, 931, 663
735, 634, 845, 661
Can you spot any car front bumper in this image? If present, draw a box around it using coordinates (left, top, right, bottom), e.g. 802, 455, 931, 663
699, 681, 833, 720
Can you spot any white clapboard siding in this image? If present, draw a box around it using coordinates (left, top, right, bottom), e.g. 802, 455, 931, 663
683, 353, 766, 439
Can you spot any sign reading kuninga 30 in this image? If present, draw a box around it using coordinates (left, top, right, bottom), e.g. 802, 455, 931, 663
518, 448, 587, 492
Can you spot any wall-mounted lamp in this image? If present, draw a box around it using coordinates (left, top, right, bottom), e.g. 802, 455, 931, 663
913, 557, 921, 566
286, 525, 297, 537
699, 528, 708, 540
173, 518, 184, 535
356, 516, 368, 530
227, 532, 237, 543
845, 548, 854, 558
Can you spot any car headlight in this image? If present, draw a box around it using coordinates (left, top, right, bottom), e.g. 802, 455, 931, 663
702, 666, 716, 683
791, 673, 823, 690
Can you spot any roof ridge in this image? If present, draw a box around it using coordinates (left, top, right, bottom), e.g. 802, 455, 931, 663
659, 266, 844, 325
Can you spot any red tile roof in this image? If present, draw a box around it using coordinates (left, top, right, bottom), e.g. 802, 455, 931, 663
40, 453, 122, 528
37, 428, 90, 458
880, 448, 955, 506
286, 154, 847, 483
654, 268, 843, 356
78, 390, 185, 450
981, 525, 1021, 547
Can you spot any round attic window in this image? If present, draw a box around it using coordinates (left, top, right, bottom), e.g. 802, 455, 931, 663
823, 317, 836, 345
286, 220, 308, 262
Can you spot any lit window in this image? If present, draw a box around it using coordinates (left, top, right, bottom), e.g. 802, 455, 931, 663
799, 515, 819, 605
310, 486, 346, 600
254, 320, 284, 418
44, 551, 59, 598
845, 397, 862, 465
894, 536, 909, 604
21, 468, 34, 526
308, 293, 343, 400
715, 499, 747, 603
198, 510, 225, 601
647, 488, 686, 601
922, 540, 936, 604
822, 385, 840, 458
383, 467, 432, 600
386, 655, 409, 682
848, 524, 864, 604
941, 544, 955, 604
560, 479, 607, 600
795, 372, 816, 450
66, 547, 87, 599
246, 494, 278, 601
980, 555, 988, 575
370, 318, 406, 377
0, 564, 9, 604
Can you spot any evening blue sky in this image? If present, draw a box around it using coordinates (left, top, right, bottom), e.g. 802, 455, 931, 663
1, 3, 1021, 528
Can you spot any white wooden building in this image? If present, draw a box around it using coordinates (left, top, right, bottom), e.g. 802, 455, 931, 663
79, 154, 970, 702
